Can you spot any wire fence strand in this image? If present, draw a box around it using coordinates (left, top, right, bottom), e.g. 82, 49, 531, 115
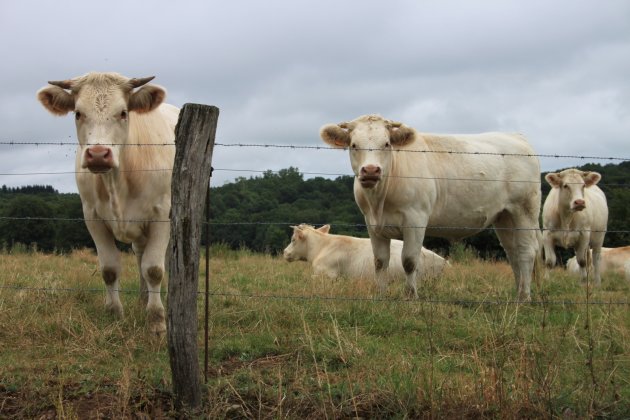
1, 139, 629, 162
1, 284, 628, 307
0, 215, 625, 235
3, 167, 630, 188
2, 139, 629, 310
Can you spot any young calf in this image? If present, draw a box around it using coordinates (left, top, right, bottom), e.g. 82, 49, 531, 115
542, 169, 608, 286
283, 224, 448, 281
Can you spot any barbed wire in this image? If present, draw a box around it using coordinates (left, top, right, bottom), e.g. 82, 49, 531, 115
0, 169, 171, 176
1, 140, 629, 162
0, 215, 625, 235
1, 284, 628, 307
2, 167, 630, 188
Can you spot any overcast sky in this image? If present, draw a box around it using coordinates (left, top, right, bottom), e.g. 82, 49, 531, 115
1, 1, 629, 193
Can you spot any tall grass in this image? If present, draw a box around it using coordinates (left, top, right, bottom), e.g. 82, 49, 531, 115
1, 247, 629, 418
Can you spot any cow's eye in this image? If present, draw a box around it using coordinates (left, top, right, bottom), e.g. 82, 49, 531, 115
120, 110, 128, 120
563, 184, 569, 189
75, 111, 81, 121
384, 142, 390, 148
351, 143, 356, 149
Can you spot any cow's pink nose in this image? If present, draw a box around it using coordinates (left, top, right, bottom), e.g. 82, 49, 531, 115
573, 199, 586, 209
85, 145, 113, 172
360, 165, 381, 177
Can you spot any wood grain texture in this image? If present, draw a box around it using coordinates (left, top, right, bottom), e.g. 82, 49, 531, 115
167, 103, 219, 409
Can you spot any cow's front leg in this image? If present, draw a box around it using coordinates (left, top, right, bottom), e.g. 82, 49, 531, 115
591, 246, 602, 287
542, 230, 557, 269
370, 235, 391, 294
574, 241, 590, 285
132, 243, 149, 305
86, 219, 123, 317
140, 222, 170, 335
402, 225, 426, 299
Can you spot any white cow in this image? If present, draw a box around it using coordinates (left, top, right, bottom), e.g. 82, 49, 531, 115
542, 169, 608, 286
283, 224, 448, 281
320, 114, 541, 300
566, 246, 630, 281
37, 72, 178, 334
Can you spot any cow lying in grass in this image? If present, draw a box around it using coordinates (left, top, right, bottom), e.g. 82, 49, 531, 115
283, 224, 448, 281
566, 246, 630, 281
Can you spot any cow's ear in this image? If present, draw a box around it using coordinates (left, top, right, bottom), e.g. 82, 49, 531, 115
317, 224, 331, 234
129, 85, 165, 113
583, 171, 601, 187
37, 86, 75, 116
320, 124, 351, 148
545, 173, 562, 188
389, 125, 416, 146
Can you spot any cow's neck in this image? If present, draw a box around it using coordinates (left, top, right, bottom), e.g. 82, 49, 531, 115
555, 204, 586, 247
97, 169, 129, 221
362, 162, 394, 230
306, 233, 327, 262
557, 205, 581, 230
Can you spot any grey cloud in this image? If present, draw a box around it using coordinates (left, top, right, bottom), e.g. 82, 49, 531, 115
1, 0, 629, 192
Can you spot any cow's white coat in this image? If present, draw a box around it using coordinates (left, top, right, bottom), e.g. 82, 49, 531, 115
543, 168, 608, 286
566, 246, 630, 281
38, 72, 177, 334
320, 114, 541, 300
283, 224, 448, 281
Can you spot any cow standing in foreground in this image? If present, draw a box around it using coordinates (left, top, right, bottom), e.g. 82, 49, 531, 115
542, 169, 608, 286
566, 246, 630, 281
320, 114, 541, 300
283, 224, 448, 281
37, 72, 178, 334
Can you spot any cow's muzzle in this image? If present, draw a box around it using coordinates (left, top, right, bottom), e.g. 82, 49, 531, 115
84, 145, 114, 173
572, 199, 586, 211
359, 176, 380, 188
359, 165, 381, 188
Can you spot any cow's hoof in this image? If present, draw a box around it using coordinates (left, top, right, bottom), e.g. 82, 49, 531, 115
105, 302, 124, 318
147, 307, 166, 336
403, 285, 418, 299
150, 321, 167, 336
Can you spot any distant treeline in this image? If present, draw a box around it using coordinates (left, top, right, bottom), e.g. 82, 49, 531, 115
2, 162, 630, 258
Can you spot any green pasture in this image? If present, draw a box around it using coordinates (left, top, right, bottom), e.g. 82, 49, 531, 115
0, 246, 629, 418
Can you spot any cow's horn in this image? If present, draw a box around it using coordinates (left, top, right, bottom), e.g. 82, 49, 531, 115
389, 121, 403, 128
128, 76, 156, 88
48, 80, 73, 89
339, 121, 356, 130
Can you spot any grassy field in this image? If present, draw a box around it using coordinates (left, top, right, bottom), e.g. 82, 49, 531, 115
1, 245, 629, 418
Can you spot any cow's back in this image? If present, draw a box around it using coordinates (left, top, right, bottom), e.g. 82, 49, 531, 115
384, 132, 540, 240
603, 246, 630, 270
321, 236, 445, 280
567, 246, 630, 275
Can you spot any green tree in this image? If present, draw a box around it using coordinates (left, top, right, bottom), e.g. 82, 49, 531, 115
0, 195, 56, 251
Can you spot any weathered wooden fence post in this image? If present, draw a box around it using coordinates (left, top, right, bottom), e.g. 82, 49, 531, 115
168, 103, 219, 409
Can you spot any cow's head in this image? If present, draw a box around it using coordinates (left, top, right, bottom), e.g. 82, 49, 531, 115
545, 169, 601, 212
37, 72, 165, 174
320, 114, 416, 189
283, 224, 329, 262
